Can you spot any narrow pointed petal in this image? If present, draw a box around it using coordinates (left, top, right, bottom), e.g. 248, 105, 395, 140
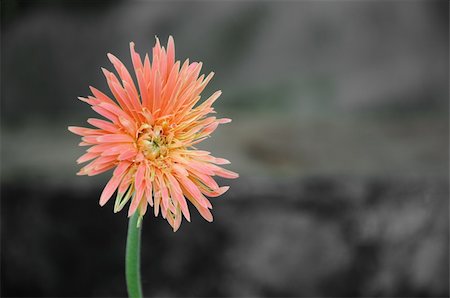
145, 179, 153, 206
113, 161, 132, 177
107, 53, 136, 90
166, 36, 175, 71
77, 152, 98, 164
175, 173, 209, 209
68, 126, 102, 136
139, 196, 148, 217
118, 148, 138, 161
182, 185, 213, 222
135, 163, 146, 190
87, 118, 119, 132
100, 174, 123, 206
119, 170, 134, 194
213, 166, 239, 179
167, 174, 190, 222
201, 185, 230, 198
97, 134, 134, 143
128, 188, 144, 217
101, 144, 134, 156
92, 105, 119, 123
214, 158, 231, 165
173, 208, 182, 232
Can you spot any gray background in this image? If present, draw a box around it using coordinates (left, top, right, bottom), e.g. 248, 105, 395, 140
1, 1, 449, 297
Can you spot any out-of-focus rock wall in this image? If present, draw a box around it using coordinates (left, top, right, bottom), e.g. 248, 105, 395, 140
2, 177, 448, 297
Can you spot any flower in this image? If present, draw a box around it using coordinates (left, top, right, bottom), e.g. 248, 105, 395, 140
69, 36, 238, 231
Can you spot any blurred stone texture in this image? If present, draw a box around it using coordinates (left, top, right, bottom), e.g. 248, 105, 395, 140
2, 177, 448, 297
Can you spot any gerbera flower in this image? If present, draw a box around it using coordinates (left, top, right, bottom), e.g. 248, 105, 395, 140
69, 36, 238, 231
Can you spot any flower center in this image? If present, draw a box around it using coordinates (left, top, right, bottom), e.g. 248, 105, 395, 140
137, 123, 172, 161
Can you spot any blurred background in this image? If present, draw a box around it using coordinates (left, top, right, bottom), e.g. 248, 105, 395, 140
1, 0, 448, 297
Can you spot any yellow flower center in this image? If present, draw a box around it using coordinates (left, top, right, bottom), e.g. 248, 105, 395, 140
137, 123, 173, 162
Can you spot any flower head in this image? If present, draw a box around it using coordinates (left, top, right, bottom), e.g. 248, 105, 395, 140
69, 36, 238, 231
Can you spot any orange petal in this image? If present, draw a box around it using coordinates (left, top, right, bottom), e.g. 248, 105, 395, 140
76, 152, 98, 164
182, 185, 213, 222
68, 126, 102, 136
166, 36, 175, 73
175, 173, 209, 209
87, 118, 119, 132
135, 163, 146, 190
167, 174, 190, 222
113, 161, 132, 177
118, 148, 137, 161
92, 105, 119, 124
128, 187, 144, 217
212, 166, 239, 179
97, 134, 134, 143
100, 174, 124, 206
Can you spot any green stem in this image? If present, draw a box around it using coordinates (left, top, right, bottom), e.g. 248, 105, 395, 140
126, 212, 143, 298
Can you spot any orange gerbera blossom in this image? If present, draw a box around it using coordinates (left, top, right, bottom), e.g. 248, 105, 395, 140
69, 36, 238, 231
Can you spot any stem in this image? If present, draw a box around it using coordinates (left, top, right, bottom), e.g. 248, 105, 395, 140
126, 212, 143, 298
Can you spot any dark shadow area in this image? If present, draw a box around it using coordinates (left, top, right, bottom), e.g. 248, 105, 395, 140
2, 177, 448, 297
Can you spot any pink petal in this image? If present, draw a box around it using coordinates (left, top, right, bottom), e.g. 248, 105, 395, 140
199, 122, 219, 137
118, 148, 138, 161
166, 36, 175, 73
89, 86, 117, 106
101, 68, 135, 117
201, 186, 230, 198
139, 196, 148, 217
87, 118, 119, 132
167, 174, 190, 222
82, 135, 101, 144
186, 161, 215, 176
68, 126, 102, 136
172, 163, 189, 176
77, 152, 98, 164
214, 158, 231, 165
97, 134, 134, 143
122, 80, 143, 116
212, 166, 239, 179
152, 70, 162, 114
217, 118, 232, 124
135, 163, 146, 190
84, 163, 115, 176
119, 170, 134, 194
98, 101, 132, 121
188, 169, 219, 190
196, 90, 221, 112
100, 174, 123, 206
113, 161, 132, 177
87, 143, 115, 153
145, 180, 153, 206
128, 187, 144, 217
101, 144, 134, 156
92, 105, 119, 123
173, 209, 182, 232
182, 186, 213, 222
106, 53, 138, 98
175, 173, 209, 208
